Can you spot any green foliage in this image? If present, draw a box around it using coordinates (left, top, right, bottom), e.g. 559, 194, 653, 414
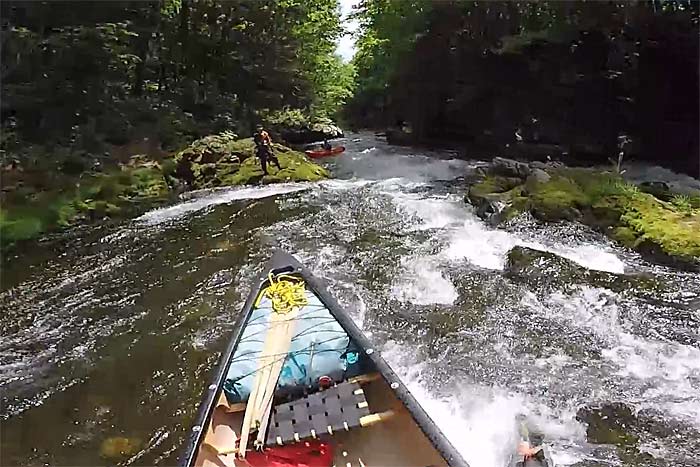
671, 194, 693, 213
348, 0, 432, 120
346, 0, 700, 165
0, 210, 44, 243
262, 108, 311, 131
160, 158, 177, 177
309, 55, 356, 118
129, 168, 170, 199
2, 0, 349, 147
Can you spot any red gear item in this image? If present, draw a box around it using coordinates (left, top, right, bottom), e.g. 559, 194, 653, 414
242, 440, 334, 467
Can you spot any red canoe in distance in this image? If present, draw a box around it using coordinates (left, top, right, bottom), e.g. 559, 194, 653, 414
304, 146, 346, 159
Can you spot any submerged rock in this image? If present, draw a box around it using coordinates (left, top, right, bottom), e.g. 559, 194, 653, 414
504, 246, 661, 294
576, 403, 640, 447
576, 402, 700, 465
385, 127, 416, 146
99, 436, 141, 459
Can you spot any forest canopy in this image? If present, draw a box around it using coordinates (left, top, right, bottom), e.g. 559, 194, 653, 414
346, 0, 699, 176
1, 0, 354, 153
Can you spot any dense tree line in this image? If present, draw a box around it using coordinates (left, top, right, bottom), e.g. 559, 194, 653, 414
1, 0, 353, 156
347, 0, 699, 176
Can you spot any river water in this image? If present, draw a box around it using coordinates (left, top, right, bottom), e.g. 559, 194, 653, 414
2, 134, 699, 466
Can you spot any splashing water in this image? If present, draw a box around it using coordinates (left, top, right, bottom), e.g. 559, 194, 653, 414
2, 133, 699, 466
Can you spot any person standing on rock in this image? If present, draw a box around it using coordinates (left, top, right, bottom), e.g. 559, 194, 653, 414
253, 124, 282, 175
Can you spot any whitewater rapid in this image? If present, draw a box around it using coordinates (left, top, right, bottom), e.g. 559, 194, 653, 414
2, 133, 698, 467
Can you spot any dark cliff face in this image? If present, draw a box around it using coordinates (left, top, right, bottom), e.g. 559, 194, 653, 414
349, 2, 699, 178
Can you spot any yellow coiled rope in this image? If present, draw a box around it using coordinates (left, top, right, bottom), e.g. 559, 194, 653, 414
255, 273, 308, 314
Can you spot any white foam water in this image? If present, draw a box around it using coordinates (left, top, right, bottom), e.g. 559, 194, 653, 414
136, 183, 310, 225
378, 342, 586, 467
531, 287, 700, 429
390, 256, 458, 305
385, 184, 625, 275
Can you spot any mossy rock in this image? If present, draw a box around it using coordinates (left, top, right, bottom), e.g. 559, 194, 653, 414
172, 134, 329, 189
2, 160, 172, 249
466, 176, 527, 224
484, 167, 700, 269
504, 246, 661, 294
229, 150, 329, 186
528, 175, 587, 222
467, 176, 523, 201
619, 193, 700, 267
611, 226, 637, 248
173, 132, 247, 165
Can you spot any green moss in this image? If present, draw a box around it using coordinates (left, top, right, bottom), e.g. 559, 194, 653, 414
159, 158, 177, 177
466, 166, 700, 265
129, 167, 170, 199
469, 176, 522, 199
221, 149, 329, 186
173, 131, 245, 166
51, 198, 78, 227
528, 175, 587, 221
543, 172, 699, 262
174, 134, 329, 189
620, 193, 700, 260
612, 226, 637, 248
0, 210, 44, 243
2, 164, 171, 248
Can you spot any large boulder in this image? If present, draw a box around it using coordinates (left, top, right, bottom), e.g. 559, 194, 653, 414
526, 175, 585, 222
504, 246, 662, 294
171, 133, 329, 189
576, 402, 700, 465
526, 168, 551, 185
637, 181, 671, 201
385, 127, 417, 146
489, 157, 532, 178
466, 176, 528, 224
280, 121, 344, 145
465, 165, 700, 269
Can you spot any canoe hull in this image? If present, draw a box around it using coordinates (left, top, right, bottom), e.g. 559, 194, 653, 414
304, 146, 346, 159
181, 250, 468, 467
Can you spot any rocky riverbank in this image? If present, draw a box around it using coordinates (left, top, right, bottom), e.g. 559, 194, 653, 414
466, 157, 700, 270
0, 133, 329, 249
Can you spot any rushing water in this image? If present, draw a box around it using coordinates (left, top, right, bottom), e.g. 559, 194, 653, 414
2, 134, 699, 467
